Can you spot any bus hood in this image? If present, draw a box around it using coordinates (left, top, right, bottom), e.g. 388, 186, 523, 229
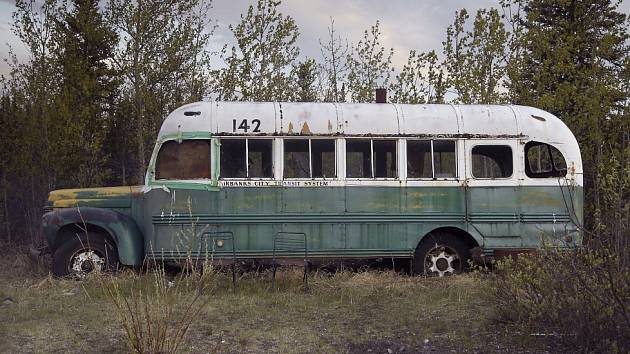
46, 186, 143, 209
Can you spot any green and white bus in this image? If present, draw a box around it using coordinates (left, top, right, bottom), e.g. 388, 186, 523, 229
43, 102, 583, 276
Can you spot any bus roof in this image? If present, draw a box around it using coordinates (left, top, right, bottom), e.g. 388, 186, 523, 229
158, 102, 581, 166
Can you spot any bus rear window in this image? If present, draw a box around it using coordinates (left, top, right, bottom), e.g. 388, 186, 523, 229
472, 145, 512, 178
155, 140, 211, 180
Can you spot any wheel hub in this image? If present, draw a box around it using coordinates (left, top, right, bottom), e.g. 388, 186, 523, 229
71, 250, 105, 275
426, 247, 458, 277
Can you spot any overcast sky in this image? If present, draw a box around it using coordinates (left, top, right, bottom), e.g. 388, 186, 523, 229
1, 0, 629, 78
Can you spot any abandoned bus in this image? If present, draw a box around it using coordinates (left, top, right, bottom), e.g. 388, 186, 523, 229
42, 102, 583, 277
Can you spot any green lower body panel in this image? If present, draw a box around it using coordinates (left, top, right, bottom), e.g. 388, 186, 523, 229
138, 185, 583, 260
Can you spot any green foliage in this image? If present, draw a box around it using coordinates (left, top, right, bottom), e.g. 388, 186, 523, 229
214, 0, 300, 102
443, 8, 509, 104
346, 21, 394, 103
295, 58, 318, 102
489, 249, 630, 352
390, 50, 445, 104
105, 0, 214, 183
504, 0, 630, 244
53, 0, 119, 187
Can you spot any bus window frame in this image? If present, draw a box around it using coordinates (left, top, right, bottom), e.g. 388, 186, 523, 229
406, 138, 458, 181
151, 137, 216, 185
218, 137, 275, 180
344, 137, 399, 180
469, 142, 515, 180
281, 137, 337, 180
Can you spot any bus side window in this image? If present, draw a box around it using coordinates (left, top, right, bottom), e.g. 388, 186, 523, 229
155, 140, 211, 180
346, 139, 397, 179
525, 142, 567, 178
220, 139, 247, 178
374, 140, 397, 178
407, 140, 456, 179
284, 139, 310, 178
472, 145, 513, 178
248, 139, 273, 178
433, 140, 456, 178
407, 141, 432, 178
312, 140, 335, 178
346, 139, 372, 178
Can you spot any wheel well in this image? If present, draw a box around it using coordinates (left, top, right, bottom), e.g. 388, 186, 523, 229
419, 227, 479, 250
54, 224, 116, 251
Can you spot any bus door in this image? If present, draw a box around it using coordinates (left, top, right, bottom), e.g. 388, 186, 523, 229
464, 140, 522, 248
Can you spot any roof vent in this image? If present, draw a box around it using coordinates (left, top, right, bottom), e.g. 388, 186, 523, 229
375, 88, 387, 103
184, 111, 201, 116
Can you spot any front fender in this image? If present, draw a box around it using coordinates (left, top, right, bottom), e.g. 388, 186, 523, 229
42, 207, 144, 266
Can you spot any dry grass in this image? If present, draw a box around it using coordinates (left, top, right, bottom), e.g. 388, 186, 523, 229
0, 249, 556, 353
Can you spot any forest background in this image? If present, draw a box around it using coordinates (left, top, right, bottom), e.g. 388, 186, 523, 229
0, 0, 628, 257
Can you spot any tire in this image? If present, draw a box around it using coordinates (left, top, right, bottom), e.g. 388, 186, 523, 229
413, 232, 470, 276
52, 232, 119, 277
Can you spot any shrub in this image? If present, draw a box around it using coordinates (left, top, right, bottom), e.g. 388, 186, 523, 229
103, 264, 216, 354
489, 247, 630, 352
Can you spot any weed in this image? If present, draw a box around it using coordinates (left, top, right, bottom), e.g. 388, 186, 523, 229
103, 263, 216, 354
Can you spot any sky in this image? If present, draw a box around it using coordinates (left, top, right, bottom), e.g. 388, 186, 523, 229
1, 0, 629, 78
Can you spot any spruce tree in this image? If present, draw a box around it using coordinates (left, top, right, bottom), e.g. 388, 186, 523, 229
506, 0, 629, 236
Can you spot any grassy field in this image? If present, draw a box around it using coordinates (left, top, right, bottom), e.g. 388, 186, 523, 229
0, 250, 557, 354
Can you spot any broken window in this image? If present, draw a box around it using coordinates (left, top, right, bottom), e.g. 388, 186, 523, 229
219, 138, 273, 178
346, 139, 397, 178
155, 140, 211, 180
472, 145, 513, 178
407, 140, 456, 179
284, 139, 336, 178
525, 142, 567, 178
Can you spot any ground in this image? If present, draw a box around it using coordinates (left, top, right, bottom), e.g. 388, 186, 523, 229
0, 250, 559, 354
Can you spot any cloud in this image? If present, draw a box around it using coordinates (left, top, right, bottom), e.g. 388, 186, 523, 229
2, 0, 629, 78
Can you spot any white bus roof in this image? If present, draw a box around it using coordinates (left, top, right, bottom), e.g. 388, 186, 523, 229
158, 101, 581, 168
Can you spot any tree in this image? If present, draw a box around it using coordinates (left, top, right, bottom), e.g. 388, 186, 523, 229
442, 8, 509, 104
106, 0, 214, 183
390, 50, 446, 104
214, 0, 300, 102
53, 0, 119, 187
505, 0, 629, 240
318, 18, 348, 102
346, 21, 394, 103
295, 58, 318, 102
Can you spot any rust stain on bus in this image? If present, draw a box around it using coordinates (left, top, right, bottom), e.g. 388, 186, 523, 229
301, 122, 311, 135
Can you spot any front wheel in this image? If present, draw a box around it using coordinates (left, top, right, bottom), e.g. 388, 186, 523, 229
52, 232, 119, 277
413, 233, 470, 276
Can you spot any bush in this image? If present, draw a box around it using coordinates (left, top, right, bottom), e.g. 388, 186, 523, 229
103, 264, 216, 354
488, 247, 630, 352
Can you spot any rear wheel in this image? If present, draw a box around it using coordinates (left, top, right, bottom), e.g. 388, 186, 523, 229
413, 232, 470, 276
52, 232, 119, 278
